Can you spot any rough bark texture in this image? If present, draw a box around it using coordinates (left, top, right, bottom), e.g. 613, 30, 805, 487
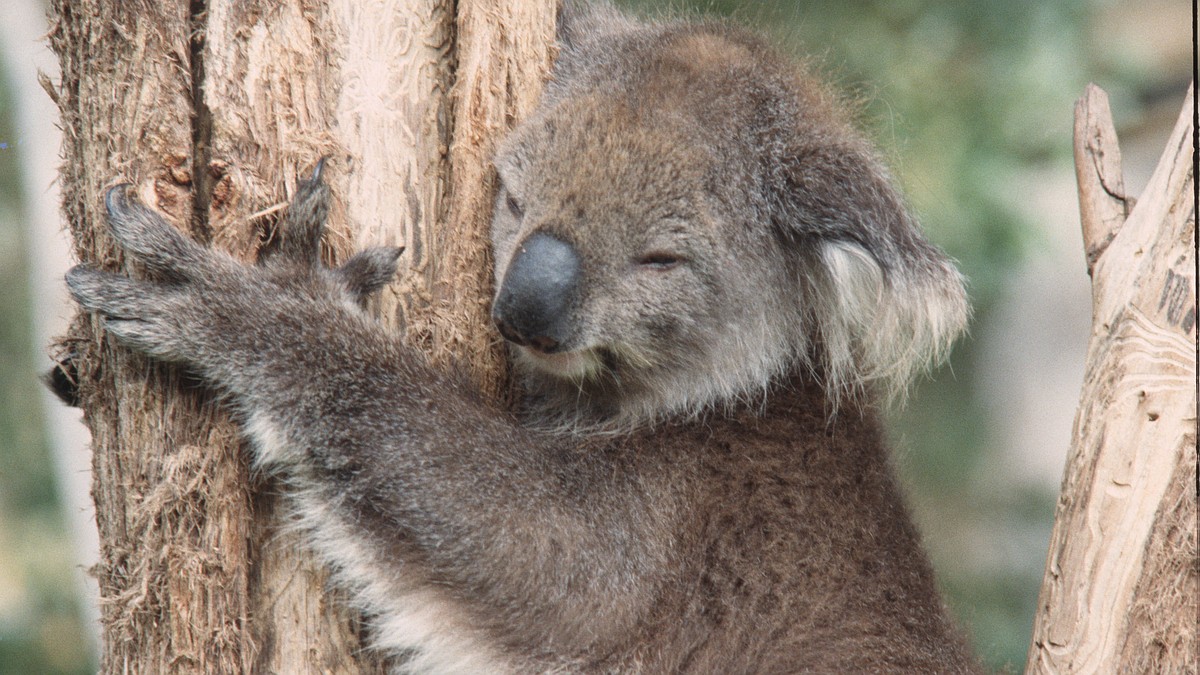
48, 0, 557, 672
47, 3, 257, 673
1025, 84, 1197, 674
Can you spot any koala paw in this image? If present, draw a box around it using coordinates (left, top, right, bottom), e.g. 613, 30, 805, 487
256, 158, 405, 302
67, 161, 404, 370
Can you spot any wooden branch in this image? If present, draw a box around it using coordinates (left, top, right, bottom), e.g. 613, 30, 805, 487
1025, 83, 1197, 674
1072, 85, 1131, 274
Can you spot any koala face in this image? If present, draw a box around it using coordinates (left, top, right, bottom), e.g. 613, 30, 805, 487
489, 22, 967, 426
492, 92, 800, 423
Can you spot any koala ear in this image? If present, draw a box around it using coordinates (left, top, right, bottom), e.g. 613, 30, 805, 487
777, 141, 969, 401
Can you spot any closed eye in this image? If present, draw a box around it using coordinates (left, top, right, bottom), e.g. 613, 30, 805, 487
637, 253, 685, 270
505, 192, 524, 219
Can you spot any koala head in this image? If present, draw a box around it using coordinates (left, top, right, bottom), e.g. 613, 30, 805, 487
490, 17, 968, 426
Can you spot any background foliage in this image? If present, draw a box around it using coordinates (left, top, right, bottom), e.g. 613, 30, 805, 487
0, 55, 93, 673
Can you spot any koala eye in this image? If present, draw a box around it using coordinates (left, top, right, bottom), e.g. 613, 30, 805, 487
636, 252, 685, 271
505, 192, 524, 219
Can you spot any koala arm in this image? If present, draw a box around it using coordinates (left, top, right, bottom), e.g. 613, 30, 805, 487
66, 169, 674, 656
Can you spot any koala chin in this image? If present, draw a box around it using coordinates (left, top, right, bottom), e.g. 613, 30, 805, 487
67, 1, 978, 673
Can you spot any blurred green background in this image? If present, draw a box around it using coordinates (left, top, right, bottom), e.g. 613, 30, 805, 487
0, 0, 1189, 672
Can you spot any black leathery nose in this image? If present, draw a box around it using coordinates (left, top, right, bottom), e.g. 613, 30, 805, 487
492, 232, 581, 353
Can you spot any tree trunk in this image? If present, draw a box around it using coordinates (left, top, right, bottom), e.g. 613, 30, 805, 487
1025, 84, 1197, 673
47, 0, 557, 672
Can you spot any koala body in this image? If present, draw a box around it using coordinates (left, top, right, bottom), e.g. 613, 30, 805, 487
68, 2, 977, 673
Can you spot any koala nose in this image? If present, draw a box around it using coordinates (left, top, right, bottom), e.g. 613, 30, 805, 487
493, 232, 581, 354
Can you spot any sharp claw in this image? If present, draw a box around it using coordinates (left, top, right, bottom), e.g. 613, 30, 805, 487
104, 183, 134, 218
309, 156, 329, 184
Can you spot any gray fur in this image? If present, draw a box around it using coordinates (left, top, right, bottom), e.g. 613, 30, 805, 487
67, 3, 978, 673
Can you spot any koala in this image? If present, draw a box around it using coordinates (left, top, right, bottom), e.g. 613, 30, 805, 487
66, 2, 978, 673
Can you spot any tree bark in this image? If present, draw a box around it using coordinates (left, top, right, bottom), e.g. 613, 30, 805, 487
1025, 84, 1197, 673
47, 0, 556, 672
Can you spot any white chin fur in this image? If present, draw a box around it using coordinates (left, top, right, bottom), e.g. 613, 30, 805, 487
514, 344, 602, 381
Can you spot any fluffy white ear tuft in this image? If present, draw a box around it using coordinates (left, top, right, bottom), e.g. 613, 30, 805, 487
812, 240, 969, 403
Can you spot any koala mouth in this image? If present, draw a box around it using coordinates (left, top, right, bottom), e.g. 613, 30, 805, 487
516, 344, 603, 381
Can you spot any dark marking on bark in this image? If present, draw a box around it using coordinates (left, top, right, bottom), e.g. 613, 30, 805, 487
1159, 269, 1196, 334
189, 0, 214, 244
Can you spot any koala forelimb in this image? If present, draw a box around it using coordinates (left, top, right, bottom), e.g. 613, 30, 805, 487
67, 2, 980, 673
70, 171, 685, 671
